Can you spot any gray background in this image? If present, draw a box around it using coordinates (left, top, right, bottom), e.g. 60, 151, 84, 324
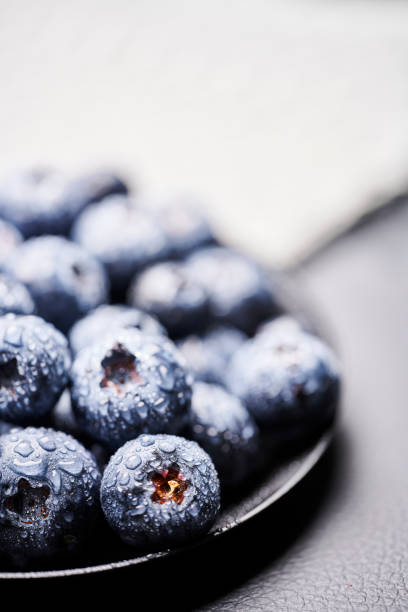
1, 0, 408, 264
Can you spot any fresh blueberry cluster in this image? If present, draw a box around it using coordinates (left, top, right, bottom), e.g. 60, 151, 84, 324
0, 166, 341, 565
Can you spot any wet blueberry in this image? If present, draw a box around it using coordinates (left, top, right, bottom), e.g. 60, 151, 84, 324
70, 328, 193, 449
227, 319, 340, 437
0, 427, 101, 562
100, 434, 220, 549
69, 304, 166, 355
0, 314, 71, 424
189, 382, 259, 485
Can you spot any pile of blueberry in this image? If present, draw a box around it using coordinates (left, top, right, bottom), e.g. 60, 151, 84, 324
0, 167, 341, 565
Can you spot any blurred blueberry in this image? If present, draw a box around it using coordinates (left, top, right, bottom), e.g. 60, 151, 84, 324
128, 261, 209, 338
0, 219, 22, 266
72, 195, 168, 297
69, 304, 166, 355
227, 320, 341, 438
5, 236, 109, 333
177, 325, 246, 385
186, 247, 282, 334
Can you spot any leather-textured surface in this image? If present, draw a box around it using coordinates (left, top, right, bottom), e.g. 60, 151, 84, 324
197, 202, 408, 611
14, 202, 408, 610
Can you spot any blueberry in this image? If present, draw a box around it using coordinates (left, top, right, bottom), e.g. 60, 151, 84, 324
186, 247, 281, 334
256, 314, 305, 340
0, 219, 22, 266
177, 325, 247, 386
71, 195, 168, 296
0, 272, 35, 317
189, 382, 259, 486
64, 169, 128, 212
71, 328, 193, 449
0, 168, 127, 240
5, 236, 109, 333
69, 305, 166, 355
128, 261, 209, 338
227, 320, 340, 436
156, 197, 216, 258
100, 434, 220, 549
0, 168, 73, 237
0, 314, 71, 424
0, 427, 101, 561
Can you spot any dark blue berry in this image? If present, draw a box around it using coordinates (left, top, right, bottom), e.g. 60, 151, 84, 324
71, 195, 168, 296
0, 168, 73, 237
5, 236, 109, 333
0, 168, 126, 239
189, 382, 259, 486
227, 317, 340, 435
156, 197, 216, 258
0, 272, 35, 317
71, 329, 193, 449
69, 305, 166, 355
100, 433, 220, 549
128, 261, 209, 338
0, 314, 71, 424
177, 325, 247, 386
186, 247, 281, 334
0, 427, 101, 561
0, 219, 22, 266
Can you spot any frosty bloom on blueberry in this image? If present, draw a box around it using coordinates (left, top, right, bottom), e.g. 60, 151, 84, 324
70, 328, 193, 449
0, 427, 101, 561
100, 434, 220, 549
0, 314, 71, 423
